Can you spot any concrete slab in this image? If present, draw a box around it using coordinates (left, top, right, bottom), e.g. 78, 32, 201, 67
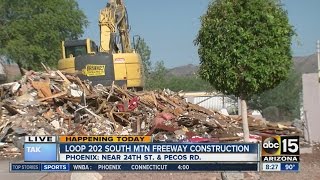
302, 73, 320, 142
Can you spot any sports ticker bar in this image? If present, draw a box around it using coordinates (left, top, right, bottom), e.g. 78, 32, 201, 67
10, 163, 259, 172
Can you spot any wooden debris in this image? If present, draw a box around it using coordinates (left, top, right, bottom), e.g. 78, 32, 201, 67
3, 104, 20, 115
32, 80, 52, 98
56, 70, 70, 84
37, 91, 67, 102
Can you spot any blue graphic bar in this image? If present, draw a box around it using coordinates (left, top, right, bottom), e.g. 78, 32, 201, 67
59, 143, 258, 153
24, 143, 57, 162
41, 164, 70, 172
10, 163, 40, 172
281, 163, 299, 171
10, 163, 258, 172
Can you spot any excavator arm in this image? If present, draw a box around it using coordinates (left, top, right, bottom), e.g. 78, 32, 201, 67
99, 0, 133, 53
58, 0, 144, 89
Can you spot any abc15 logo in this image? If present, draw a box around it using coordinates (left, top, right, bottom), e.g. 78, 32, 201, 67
262, 136, 299, 156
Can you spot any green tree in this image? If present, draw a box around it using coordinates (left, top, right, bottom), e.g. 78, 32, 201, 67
146, 60, 167, 90
194, 0, 295, 141
165, 75, 214, 92
248, 70, 301, 121
0, 0, 88, 71
135, 38, 151, 77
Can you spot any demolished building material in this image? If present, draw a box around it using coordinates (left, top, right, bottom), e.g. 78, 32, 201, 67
0, 70, 303, 157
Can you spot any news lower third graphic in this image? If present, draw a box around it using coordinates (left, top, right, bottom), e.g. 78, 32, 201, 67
8, 135, 301, 172
262, 136, 299, 156
58, 143, 259, 162
261, 135, 300, 167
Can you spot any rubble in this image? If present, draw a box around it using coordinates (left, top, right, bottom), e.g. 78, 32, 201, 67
0, 69, 303, 157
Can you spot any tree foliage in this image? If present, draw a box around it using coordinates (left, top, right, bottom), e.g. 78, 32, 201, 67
195, 0, 295, 99
164, 76, 214, 92
195, 0, 295, 141
248, 70, 301, 121
0, 0, 88, 70
135, 38, 151, 76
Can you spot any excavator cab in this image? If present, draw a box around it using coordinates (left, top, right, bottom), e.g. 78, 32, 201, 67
61, 39, 98, 59
58, 38, 116, 86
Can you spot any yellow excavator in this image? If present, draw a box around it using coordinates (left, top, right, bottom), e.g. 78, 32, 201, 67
57, 0, 144, 90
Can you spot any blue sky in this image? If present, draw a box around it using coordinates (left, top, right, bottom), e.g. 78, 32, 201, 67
77, 0, 320, 68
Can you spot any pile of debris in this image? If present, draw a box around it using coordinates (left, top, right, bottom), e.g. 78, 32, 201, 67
0, 69, 302, 157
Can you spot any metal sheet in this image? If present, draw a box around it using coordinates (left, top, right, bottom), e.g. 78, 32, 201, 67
185, 96, 235, 111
